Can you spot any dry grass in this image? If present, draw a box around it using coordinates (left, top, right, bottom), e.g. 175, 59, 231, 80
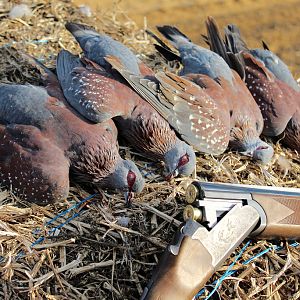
0, 1, 299, 299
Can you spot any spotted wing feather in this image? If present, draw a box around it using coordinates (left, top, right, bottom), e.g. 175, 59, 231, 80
57, 50, 135, 123
156, 72, 230, 154
106, 55, 229, 154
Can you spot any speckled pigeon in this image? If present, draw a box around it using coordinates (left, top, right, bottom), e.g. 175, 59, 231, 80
207, 18, 300, 151
224, 24, 300, 92
0, 75, 144, 205
149, 22, 274, 163
56, 49, 196, 179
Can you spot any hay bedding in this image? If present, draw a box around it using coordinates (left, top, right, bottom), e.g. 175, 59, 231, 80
0, 1, 299, 299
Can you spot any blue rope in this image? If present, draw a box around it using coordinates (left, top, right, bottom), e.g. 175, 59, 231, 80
15, 213, 85, 260
196, 240, 250, 299
243, 241, 299, 265
30, 193, 97, 248
195, 241, 299, 299
30, 209, 86, 248
0, 194, 97, 263
33, 193, 97, 235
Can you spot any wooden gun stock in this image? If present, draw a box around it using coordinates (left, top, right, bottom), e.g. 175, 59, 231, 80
142, 236, 214, 300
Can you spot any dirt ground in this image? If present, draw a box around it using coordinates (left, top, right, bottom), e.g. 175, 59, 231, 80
74, 0, 300, 76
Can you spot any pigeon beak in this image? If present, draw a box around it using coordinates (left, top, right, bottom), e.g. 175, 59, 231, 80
165, 173, 173, 181
241, 150, 254, 157
165, 169, 179, 181
124, 191, 134, 207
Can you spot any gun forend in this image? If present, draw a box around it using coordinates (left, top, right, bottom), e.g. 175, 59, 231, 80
185, 181, 300, 240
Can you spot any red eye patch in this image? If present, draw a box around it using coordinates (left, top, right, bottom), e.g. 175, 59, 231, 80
127, 170, 136, 188
178, 154, 189, 168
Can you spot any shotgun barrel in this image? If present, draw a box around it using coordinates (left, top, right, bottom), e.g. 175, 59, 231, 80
185, 181, 300, 239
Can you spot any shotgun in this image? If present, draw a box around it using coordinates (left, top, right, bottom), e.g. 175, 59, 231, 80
141, 181, 300, 300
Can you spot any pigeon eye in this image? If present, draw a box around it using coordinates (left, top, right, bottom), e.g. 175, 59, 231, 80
178, 154, 189, 168
127, 170, 136, 188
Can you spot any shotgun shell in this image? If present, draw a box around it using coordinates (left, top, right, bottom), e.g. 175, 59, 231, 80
185, 183, 199, 203
183, 205, 202, 221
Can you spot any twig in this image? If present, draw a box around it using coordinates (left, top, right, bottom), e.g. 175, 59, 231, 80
249, 255, 292, 297
68, 260, 116, 277
33, 254, 83, 287
46, 249, 68, 297
59, 246, 67, 267
60, 277, 88, 300
139, 203, 181, 226
103, 281, 122, 297
32, 238, 76, 249
30, 251, 47, 278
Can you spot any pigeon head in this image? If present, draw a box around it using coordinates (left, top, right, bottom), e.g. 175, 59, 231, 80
230, 121, 274, 164
252, 141, 274, 164
102, 158, 145, 205
164, 140, 196, 180
241, 140, 274, 164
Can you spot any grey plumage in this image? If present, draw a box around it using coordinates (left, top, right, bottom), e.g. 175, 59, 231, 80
0, 83, 54, 127
65, 22, 141, 75
163, 140, 196, 177
225, 24, 300, 92
102, 159, 145, 193
56, 49, 84, 88
156, 25, 234, 85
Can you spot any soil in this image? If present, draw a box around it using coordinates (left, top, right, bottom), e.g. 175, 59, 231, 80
74, 0, 300, 76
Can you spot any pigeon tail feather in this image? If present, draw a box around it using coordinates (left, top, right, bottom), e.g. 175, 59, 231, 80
156, 25, 191, 47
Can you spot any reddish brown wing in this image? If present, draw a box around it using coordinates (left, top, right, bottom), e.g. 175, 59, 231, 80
0, 124, 69, 205
66, 67, 122, 121
47, 100, 121, 182
185, 72, 266, 151
215, 70, 263, 132
63, 65, 139, 123
184, 73, 231, 130
242, 52, 296, 136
